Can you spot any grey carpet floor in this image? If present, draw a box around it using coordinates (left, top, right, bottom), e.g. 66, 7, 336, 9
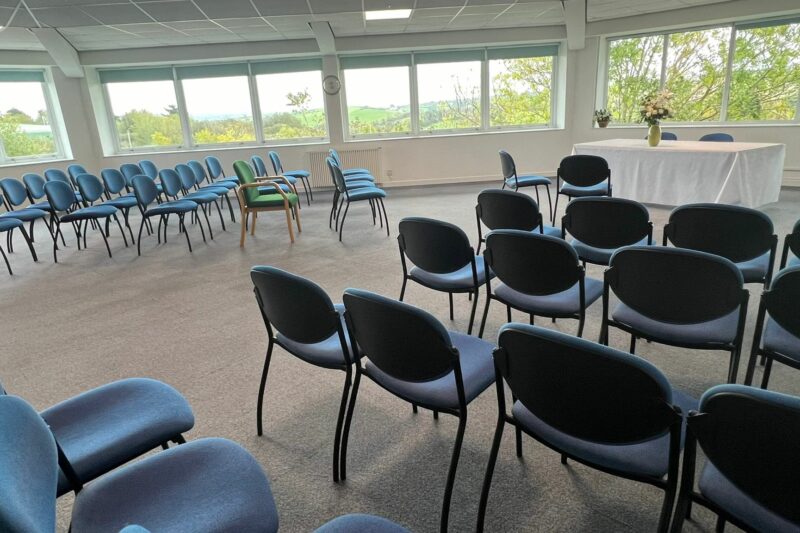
1, 183, 798, 533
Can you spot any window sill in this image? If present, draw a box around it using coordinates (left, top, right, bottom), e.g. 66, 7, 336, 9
105, 139, 330, 158
0, 156, 74, 169
598, 122, 800, 129
347, 126, 565, 143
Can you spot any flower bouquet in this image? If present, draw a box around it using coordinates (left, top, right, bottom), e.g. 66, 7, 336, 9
640, 90, 673, 146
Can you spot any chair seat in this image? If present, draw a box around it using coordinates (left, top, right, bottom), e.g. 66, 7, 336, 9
70, 438, 278, 533
409, 256, 492, 291
699, 461, 798, 533
493, 278, 603, 316
611, 304, 741, 346
61, 205, 117, 222
347, 188, 386, 201
571, 236, 652, 265
276, 304, 355, 368
0, 208, 48, 222
183, 191, 219, 203
345, 180, 376, 190
258, 184, 293, 195
248, 192, 298, 208
314, 514, 410, 533
216, 176, 240, 185
284, 170, 310, 179
344, 168, 373, 177
788, 255, 800, 269
736, 251, 771, 284
205, 180, 236, 190
539, 225, 561, 238
511, 389, 696, 479
763, 318, 800, 362
40, 378, 195, 496
506, 175, 552, 188
146, 201, 198, 216
0, 217, 24, 232
104, 196, 138, 209
344, 175, 376, 184
30, 200, 54, 211
365, 331, 495, 410
560, 181, 609, 197
198, 185, 230, 196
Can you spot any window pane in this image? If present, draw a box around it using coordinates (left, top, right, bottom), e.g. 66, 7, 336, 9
0, 81, 57, 158
490, 56, 553, 127
728, 23, 800, 121
256, 70, 327, 140
417, 61, 481, 131
344, 67, 411, 136
106, 80, 182, 150
182, 76, 255, 144
664, 28, 730, 122
606, 36, 663, 124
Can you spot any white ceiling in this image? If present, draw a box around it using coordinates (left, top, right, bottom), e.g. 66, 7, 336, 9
0, 0, 733, 52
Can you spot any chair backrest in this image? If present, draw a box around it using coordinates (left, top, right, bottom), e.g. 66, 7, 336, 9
0, 178, 29, 207
646, 132, 678, 140
787, 219, 800, 261
268, 151, 283, 174
326, 158, 346, 194
497, 324, 678, 444
329, 148, 342, 167
692, 384, 800, 523
23, 173, 47, 200
477, 189, 542, 233
764, 266, 800, 339
563, 197, 651, 249
138, 160, 158, 179
485, 229, 582, 296
699, 133, 733, 142
343, 288, 457, 382
205, 155, 225, 180
158, 169, 183, 198
44, 180, 77, 212
251, 155, 269, 177
399, 217, 474, 274
187, 160, 208, 186
132, 175, 159, 208
557, 155, 610, 188
44, 168, 71, 188
101, 168, 126, 195
175, 164, 196, 191
76, 174, 106, 204
664, 203, 775, 263
608, 246, 744, 324
67, 164, 87, 185
120, 164, 143, 186
251, 266, 342, 345
233, 160, 259, 204
0, 395, 58, 533
498, 150, 517, 181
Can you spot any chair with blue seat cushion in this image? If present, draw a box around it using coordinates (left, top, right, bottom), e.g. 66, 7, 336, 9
175, 164, 226, 235
76, 174, 131, 249
233, 160, 300, 246
340, 288, 495, 533
251, 154, 270, 177
552, 154, 611, 224
205, 155, 240, 185
0, 217, 37, 274
601, 246, 749, 383
663, 203, 778, 286
100, 169, 139, 242
0, 177, 55, 245
478, 229, 602, 339
44, 168, 83, 203
186, 159, 238, 223
699, 132, 734, 142
269, 150, 312, 205
328, 158, 387, 242
562, 197, 653, 266
670, 385, 800, 533
67, 164, 88, 185
329, 148, 375, 180
477, 324, 690, 533
251, 266, 356, 482
314, 514, 411, 533
398, 217, 492, 334
120, 163, 144, 188
476, 189, 559, 254
779, 218, 800, 269
21, 173, 52, 209
326, 159, 377, 230
137, 159, 158, 180
241, 159, 297, 199
499, 150, 552, 220
132, 175, 204, 255
744, 267, 800, 389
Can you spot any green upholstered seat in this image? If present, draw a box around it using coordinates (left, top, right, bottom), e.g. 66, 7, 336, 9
249, 192, 299, 208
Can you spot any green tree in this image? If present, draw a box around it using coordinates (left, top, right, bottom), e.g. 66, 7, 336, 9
0, 113, 55, 157
490, 56, 553, 126
607, 36, 663, 124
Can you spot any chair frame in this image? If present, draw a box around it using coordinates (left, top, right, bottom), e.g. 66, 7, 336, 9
269, 150, 313, 206
779, 221, 800, 269
499, 150, 552, 221
132, 176, 206, 255
552, 155, 612, 225
328, 159, 388, 242
0, 177, 57, 245
475, 188, 550, 255
236, 176, 301, 246
0, 219, 37, 274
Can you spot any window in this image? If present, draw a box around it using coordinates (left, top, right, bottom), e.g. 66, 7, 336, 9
416, 51, 482, 132
253, 59, 327, 141
0, 70, 66, 164
342, 55, 412, 137
607, 36, 664, 124
489, 46, 557, 128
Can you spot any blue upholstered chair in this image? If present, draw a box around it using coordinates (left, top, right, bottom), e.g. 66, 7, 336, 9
186, 159, 238, 222
644, 132, 678, 140
325, 157, 375, 230
341, 288, 495, 533
779, 219, 800, 269
670, 385, 800, 533
663, 203, 778, 286
0, 217, 37, 274
699, 132, 734, 142
251, 154, 270, 177
398, 217, 492, 334
175, 164, 226, 235
269, 150, 312, 205
477, 324, 692, 533
499, 150, 552, 220
75, 174, 131, 249
67, 164, 88, 185
552, 155, 611, 224
476, 189, 559, 254
314, 515, 411, 533
44, 168, 82, 203
327, 158, 388, 242
0, 177, 54, 244
120, 163, 144, 188
562, 197, 653, 266
744, 267, 800, 389
251, 266, 356, 482
132, 175, 205, 255
329, 148, 375, 181
137, 159, 159, 179
22, 173, 55, 213
100, 169, 140, 242
205, 155, 240, 185
478, 229, 602, 339
601, 247, 750, 383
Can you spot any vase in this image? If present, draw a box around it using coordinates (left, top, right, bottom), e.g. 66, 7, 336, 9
647, 123, 661, 147
598, 120, 609, 128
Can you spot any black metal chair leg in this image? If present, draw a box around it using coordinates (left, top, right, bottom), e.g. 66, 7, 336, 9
339, 370, 361, 481
256, 342, 274, 436
0, 242, 11, 274
137, 218, 146, 256
338, 201, 350, 242
179, 215, 193, 252
98, 218, 113, 258
201, 205, 214, 240
19, 226, 38, 262
380, 199, 390, 236
214, 199, 226, 231
448, 292, 454, 320
476, 415, 504, 533
468, 290, 479, 335
478, 294, 492, 338
399, 277, 407, 301
113, 215, 128, 247
332, 372, 351, 483
440, 413, 467, 533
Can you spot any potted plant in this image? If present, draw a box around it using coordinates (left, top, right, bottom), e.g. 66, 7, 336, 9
594, 109, 612, 128
639, 90, 673, 146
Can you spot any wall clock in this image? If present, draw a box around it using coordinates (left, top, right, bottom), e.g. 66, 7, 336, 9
323, 75, 341, 95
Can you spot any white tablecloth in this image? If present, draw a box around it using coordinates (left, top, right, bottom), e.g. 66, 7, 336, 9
572, 139, 785, 208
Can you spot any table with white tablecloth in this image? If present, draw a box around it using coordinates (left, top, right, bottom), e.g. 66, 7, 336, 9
572, 139, 785, 208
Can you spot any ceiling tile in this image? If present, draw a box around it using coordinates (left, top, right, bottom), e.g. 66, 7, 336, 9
0, 26, 46, 50
364, 0, 414, 9
29, 6, 101, 26
79, 4, 152, 25
214, 17, 270, 28
309, 0, 362, 15
193, 0, 258, 19
136, 1, 206, 22
251, 0, 310, 16
165, 19, 219, 30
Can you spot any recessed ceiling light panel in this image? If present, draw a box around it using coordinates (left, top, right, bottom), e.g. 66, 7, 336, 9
365, 9, 412, 21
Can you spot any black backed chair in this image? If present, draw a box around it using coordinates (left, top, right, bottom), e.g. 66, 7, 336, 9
699, 133, 734, 142
498, 150, 552, 221
475, 189, 559, 254
601, 247, 749, 383
341, 289, 495, 533
779, 219, 800, 269
643, 131, 678, 141
670, 384, 800, 533
478, 230, 602, 339
398, 217, 491, 334
477, 324, 691, 533
663, 203, 778, 286
251, 266, 356, 483
327, 158, 388, 242
553, 155, 611, 225
562, 197, 653, 266
744, 266, 800, 389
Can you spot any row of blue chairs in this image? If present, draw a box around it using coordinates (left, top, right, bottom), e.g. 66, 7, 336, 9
249, 265, 799, 533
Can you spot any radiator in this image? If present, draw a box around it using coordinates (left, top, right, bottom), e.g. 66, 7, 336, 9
307, 148, 383, 189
